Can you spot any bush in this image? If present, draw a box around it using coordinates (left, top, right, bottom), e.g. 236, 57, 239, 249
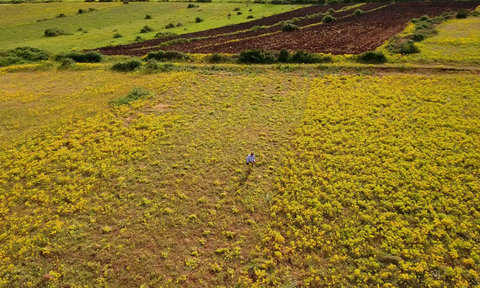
154, 32, 177, 38
176, 23, 183, 27
111, 60, 142, 72
356, 51, 387, 63
187, 3, 197, 8
56, 13, 66, 18
412, 33, 424, 42
322, 15, 336, 23
195, 17, 203, 23
58, 52, 102, 63
0, 47, 50, 67
44, 28, 66, 37
59, 58, 75, 69
140, 25, 153, 33
327, 8, 335, 14
135, 36, 144, 42
237, 11, 242, 15
85, 0, 95, 2
11, 47, 50, 61
282, 22, 299, 32
109, 88, 150, 106
144, 59, 159, 71
290, 50, 331, 63
399, 40, 419, 54
456, 9, 468, 19
233, 7, 240, 11
196, 0, 211, 2
113, 33, 123, 38
165, 23, 175, 29
206, 53, 231, 63
145, 14, 152, 19
354, 9, 364, 16
238, 50, 276, 64
247, 15, 254, 19
277, 49, 290, 63
144, 50, 191, 61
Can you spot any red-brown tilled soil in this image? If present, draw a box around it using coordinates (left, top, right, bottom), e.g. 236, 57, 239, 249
97, 1, 479, 56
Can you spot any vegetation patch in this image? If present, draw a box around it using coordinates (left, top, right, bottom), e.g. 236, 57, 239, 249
55, 51, 103, 63
144, 50, 191, 62
44, 28, 67, 37
238, 50, 276, 64
111, 59, 142, 72
0, 47, 50, 67
109, 87, 151, 106
356, 51, 387, 63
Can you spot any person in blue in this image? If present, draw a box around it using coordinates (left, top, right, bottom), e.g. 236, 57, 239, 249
246, 152, 255, 166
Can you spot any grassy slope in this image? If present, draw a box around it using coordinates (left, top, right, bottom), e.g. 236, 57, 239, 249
407, 17, 480, 64
0, 2, 121, 27
0, 2, 303, 52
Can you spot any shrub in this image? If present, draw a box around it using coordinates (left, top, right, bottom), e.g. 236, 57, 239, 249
233, 7, 240, 11
109, 87, 150, 106
113, 33, 123, 38
282, 22, 299, 32
176, 23, 183, 27
56, 13, 66, 18
195, 17, 203, 23
196, 0, 211, 2
144, 59, 159, 71
237, 11, 242, 15
111, 60, 142, 72
290, 50, 331, 63
399, 40, 419, 54
0, 47, 50, 67
187, 3, 197, 8
58, 52, 102, 63
165, 23, 175, 29
356, 51, 387, 63
154, 32, 176, 38
134, 36, 144, 42
206, 53, 231, 63
59, 58, 75, 69
238, 50, 276, 64
145, 14, 152, 19
456, 9, 468, 19
327, 8, 335, 14
44, 28, 66, 37
277, 49, 290, 63
144, 50, 191, 61
140, 25, 153, 33
322, 15, 335, 23
412, 33, 424, 42
354, 9, 364, 16
11, 47, 50, 61
247, 15, 254, 19
85, 0, 95, 2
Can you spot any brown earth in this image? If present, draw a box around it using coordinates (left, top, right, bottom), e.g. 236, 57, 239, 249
97, 1, 479, 56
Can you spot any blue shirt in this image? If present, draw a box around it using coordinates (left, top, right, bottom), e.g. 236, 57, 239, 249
246, 154, 255, 163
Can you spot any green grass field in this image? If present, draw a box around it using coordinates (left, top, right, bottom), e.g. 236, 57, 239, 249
0, 2, 303, 52
405, 17, 480, 64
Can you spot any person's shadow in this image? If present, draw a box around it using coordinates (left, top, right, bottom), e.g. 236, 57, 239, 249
239, 166, 252, 186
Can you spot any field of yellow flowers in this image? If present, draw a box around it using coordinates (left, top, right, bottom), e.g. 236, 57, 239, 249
1, 68, 479, 287
256, 74, 480, 287
0, 68, 309, 287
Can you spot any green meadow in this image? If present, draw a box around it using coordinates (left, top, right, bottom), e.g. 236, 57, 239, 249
0, 2, 303, 52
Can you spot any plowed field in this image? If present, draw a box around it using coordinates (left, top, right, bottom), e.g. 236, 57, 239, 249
98, 1, 479, 56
